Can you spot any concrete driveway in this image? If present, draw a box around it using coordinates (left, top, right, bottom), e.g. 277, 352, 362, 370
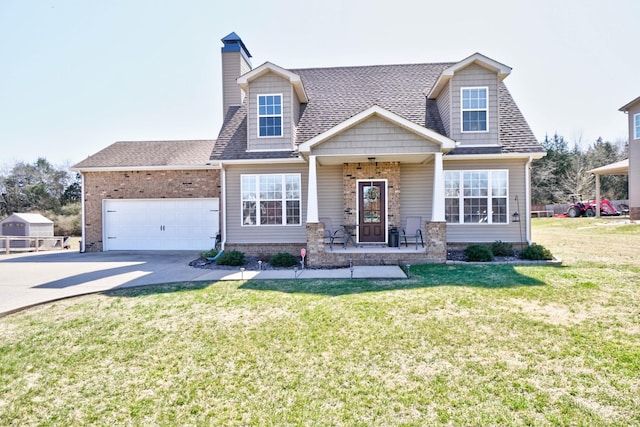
0, 250, 225, 315
0, 250, 406, 315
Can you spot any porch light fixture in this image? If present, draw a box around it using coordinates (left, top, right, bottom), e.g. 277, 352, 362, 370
512, 211, 520, 223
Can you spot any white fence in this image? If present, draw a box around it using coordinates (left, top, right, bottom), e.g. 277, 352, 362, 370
0, 236, 69, 254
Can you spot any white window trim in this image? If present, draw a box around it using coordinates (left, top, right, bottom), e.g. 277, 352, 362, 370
241, 173, 301, 227
445, 169, 509, 225
634, 113, 640, 140
460, 87, 489, 133
257, 93, 283, 138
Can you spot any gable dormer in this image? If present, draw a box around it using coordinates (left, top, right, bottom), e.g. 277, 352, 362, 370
428, 53, 511, 147
237, 62, 308, 152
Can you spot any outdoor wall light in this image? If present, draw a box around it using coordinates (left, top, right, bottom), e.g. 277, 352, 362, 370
512, 211, 520, 223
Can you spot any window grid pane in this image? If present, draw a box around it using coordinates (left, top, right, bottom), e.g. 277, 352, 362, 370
492, 198, 507, 223
241, 174, 300, 226
445, 198, 460, 223
464, 198, 488, 223
462, 88, 488, 132
242, 201, 256, 225
286, 201, 300, 225
635, 114, 640, 139
446, 170, 508, 224
258, 95, 282, 137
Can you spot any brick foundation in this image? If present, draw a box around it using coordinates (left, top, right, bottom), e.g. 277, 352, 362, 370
223, 243, 307, 260
82, 169, 220, 252
630, 206, 640, 221
306, 222, 326, 266
425, 221, 447, 262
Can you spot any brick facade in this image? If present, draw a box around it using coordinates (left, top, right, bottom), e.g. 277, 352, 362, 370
343, 161, 400, 228
82, 169, 220, 252
631, 206, 640, 221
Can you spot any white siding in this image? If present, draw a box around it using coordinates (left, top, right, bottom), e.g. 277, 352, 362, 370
444, 158, 527, 243
450, 64, 499, 146
225, 164, 307, 244
222, 51, 251, 115
312, 116, 439, 156
316, 164, 344, 224
247, 73, 294, 151
628, 104, 640, 211
400, 163, 433, 224
436, 81, 451, 137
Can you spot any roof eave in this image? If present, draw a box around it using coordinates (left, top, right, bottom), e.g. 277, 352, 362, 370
427, 53, 512, 99
237, 62, 309, 103
445, 152, 546, 161
619, 96, 640, 112
72, 164, 220, 173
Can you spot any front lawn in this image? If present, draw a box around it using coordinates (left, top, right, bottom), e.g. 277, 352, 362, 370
1, 218, 639, 425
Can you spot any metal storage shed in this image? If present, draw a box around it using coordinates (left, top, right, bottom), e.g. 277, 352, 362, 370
0, 213, 54, 249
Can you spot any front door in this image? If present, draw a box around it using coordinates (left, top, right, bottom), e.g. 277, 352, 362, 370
358, 181, 386, 243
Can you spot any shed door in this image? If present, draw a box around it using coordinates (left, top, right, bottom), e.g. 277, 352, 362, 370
103, 199, 219, 251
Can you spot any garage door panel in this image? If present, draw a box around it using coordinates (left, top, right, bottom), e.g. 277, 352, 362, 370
104, 199, 219, 251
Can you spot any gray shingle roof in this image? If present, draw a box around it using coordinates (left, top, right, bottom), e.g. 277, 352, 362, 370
213, 61, 543, 161
73, 140, 216, 169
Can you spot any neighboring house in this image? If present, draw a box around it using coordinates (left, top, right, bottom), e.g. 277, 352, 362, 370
618, 96, 640, 220
73, 32, 545, 266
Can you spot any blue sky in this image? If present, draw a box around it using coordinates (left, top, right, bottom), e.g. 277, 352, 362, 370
1, 0, 638, 167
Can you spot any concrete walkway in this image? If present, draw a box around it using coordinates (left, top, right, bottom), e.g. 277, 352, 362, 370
0, 250, 406, 315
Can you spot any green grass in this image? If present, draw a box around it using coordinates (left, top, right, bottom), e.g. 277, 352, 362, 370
1, 218, 639, 425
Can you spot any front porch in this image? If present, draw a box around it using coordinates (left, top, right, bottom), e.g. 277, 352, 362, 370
306, 221, 446, 267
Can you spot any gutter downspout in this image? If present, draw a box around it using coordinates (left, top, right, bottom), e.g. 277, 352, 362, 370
525, 156, 533, 245
220, 164, 227, 250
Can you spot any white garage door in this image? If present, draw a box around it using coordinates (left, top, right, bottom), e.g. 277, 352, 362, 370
103, 198, 219, 251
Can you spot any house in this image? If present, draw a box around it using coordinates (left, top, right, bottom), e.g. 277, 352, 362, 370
618, 96, 640, 220
72, 32, 545, 266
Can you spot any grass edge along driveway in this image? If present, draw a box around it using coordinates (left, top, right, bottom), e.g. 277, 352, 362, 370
1, 218, 639, 425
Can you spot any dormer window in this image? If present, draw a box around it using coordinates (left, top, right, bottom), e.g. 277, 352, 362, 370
258, 94, 283, 137
461, 87, 488, 132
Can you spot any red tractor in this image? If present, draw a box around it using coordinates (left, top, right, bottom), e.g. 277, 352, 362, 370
566, 195, 621, 217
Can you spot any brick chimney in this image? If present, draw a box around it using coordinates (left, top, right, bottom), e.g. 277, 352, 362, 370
221, 32, 252, 117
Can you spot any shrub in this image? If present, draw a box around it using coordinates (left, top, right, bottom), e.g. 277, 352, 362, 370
269, 252, 299, 267
464, 244, 494, 262
215, 250, 245, 266
520, 244, 553, 261
491, 240, 514, 257
201, 248, 219, 259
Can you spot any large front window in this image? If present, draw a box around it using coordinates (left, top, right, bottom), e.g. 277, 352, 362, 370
635, 113, 640, 140
445, 170, 508, 224
461, 87, 488, 132
241, 174, 301, 226
258, 94, 282, 137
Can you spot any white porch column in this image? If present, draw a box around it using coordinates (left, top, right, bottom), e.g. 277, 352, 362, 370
307, 155, 319, 223
432, 152, 445, 221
